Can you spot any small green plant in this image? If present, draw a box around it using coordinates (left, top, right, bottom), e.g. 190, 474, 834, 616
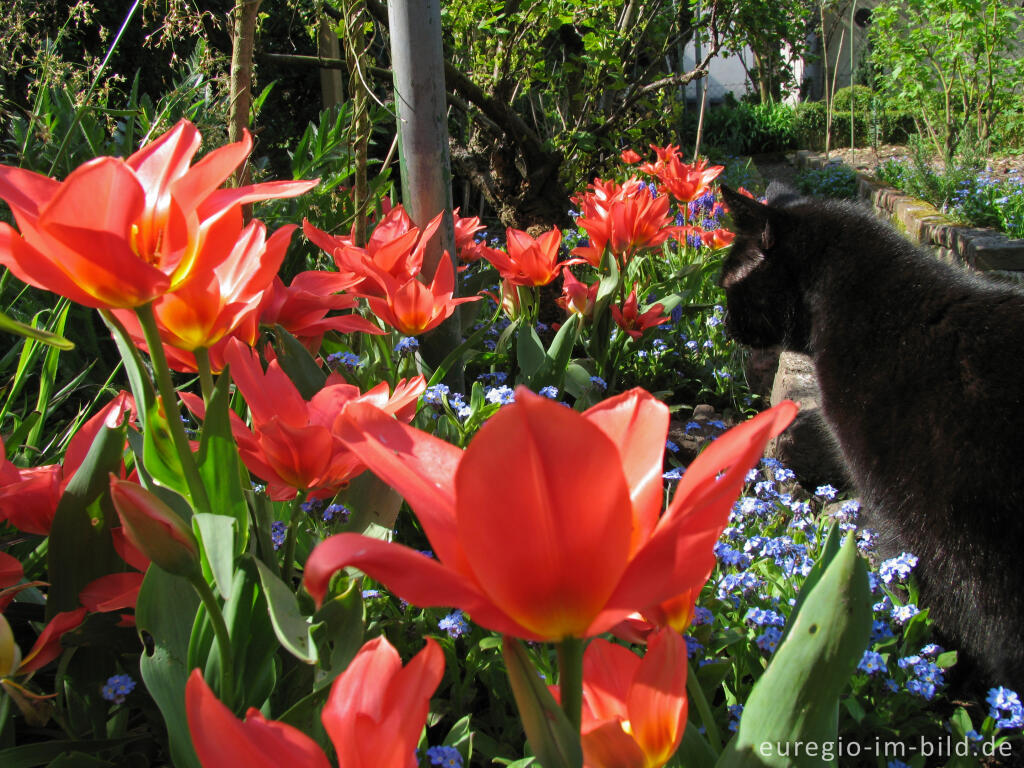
796, 163, 860, 199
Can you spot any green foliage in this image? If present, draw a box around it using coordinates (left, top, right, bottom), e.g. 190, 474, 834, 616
831, 85, 872, 113
795, 163, 860, 200
869, 0, 1024, 160
794, 101, 916, 150
692, 102, 799, 155
875, 134, 987, 212
717, 535, 872, 767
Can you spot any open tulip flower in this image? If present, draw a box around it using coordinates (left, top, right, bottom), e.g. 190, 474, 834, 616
303, 206, 441, 296
655, 156, 724, 205
181, 339, 426, 500
571, 178, 680, 267
557, 269, 598, 319
0, 119, 316, 310
452, 207, 488, 263
257, 270, 385, 353
610, 290, 670, 340
305, 386, 796, 641
358, 255, 480, 337
480, 227, 579, 287
186, 635, 444, 768
559, 628, 689, 768
111, 218, 295, 352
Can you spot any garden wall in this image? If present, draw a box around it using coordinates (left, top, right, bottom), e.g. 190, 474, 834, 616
793, 150, 1024, 275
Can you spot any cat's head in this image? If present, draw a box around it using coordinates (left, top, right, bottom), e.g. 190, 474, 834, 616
718, 184, 812, 352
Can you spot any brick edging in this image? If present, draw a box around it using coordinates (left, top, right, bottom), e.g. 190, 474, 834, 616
792, 150, 1024, 273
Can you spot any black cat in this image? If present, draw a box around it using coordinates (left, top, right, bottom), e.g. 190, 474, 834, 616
719, 183, 1024, 695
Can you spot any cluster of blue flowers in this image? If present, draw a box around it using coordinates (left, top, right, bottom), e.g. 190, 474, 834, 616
102, 674, 136, 705
424, 745, 463, 767
438, 610, 470, 639
988, 686, 1024, 729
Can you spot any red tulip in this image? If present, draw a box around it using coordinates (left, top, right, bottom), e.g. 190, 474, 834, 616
637, 143, 682, 176
305, 387, 796, 641
656, 156, 724, 204
700, 228, 735, 250
186, 636, 443, 768
610, 290, 670, 340
304, 206, 441, 297
111, 218, 295, 351
572, 178, 680, 266
257, 270, 385, 353
452, 207, 487, 263
360, 256, 480, 337
0, 119, 316, 309
15, 607, 88, 675
562, 629, 689, 768
620, 149, 643, 165
0, 552, 23, 612
181, 339, 426, 500
110, 477, 200, 578
557, 269, 598, 319
480, 228, 580, 287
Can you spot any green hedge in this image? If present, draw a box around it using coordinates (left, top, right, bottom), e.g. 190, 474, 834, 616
794, 102, 916, 149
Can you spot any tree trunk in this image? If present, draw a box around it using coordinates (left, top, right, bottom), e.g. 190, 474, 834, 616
228, 0, 262, 193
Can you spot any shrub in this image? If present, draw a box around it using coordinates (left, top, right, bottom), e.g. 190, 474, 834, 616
832, 85, 873, 113
794, 102, 915, 150
795, 163, 860, 199
694, 102, 798, 155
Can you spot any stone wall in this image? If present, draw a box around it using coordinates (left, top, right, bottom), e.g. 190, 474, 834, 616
793, 150, 1024, 275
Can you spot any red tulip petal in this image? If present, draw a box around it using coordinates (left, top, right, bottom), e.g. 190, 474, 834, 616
583, 388, 667, 549
581, 639, 639, 724
627, 628, 688, 766
256, 421, 334, 491
334, 401, 462, 564
0, 223, 121, 308
581, 720, 647, 768
18, 607, 87, 674
186, 669, 330, 768
64, 391, 135, 477
321, 636, 443, 768
126, 119, 201, 191
80, 572, 145, 612
0, 165, 60, 218
111, 526, 151, 573
0, 551, 22, 589
167, 128, 248, 213
303, 534, 502, 625
600, 402, 797, 626
224, 340, 307, 427
455, 387, 633, 640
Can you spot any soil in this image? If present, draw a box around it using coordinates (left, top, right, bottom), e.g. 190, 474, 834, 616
752, 146, 1024, 188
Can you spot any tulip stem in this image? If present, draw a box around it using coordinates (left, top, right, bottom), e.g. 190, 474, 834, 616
686, 660, 723, 752
135, 302, 213, 518
556, 636, 586, 734
194, 347, 216, 408
189, 572, 235, 709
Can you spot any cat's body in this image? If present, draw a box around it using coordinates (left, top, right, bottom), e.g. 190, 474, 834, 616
719, 184, 1024, 693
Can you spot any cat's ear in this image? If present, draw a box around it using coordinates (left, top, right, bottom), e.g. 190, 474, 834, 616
720, 185, 772, 241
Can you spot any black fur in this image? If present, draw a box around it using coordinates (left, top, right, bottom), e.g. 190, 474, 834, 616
719, 183, 1024, 693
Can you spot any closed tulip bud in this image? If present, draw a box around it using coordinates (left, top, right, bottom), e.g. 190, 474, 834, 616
109, 477, 199, 578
